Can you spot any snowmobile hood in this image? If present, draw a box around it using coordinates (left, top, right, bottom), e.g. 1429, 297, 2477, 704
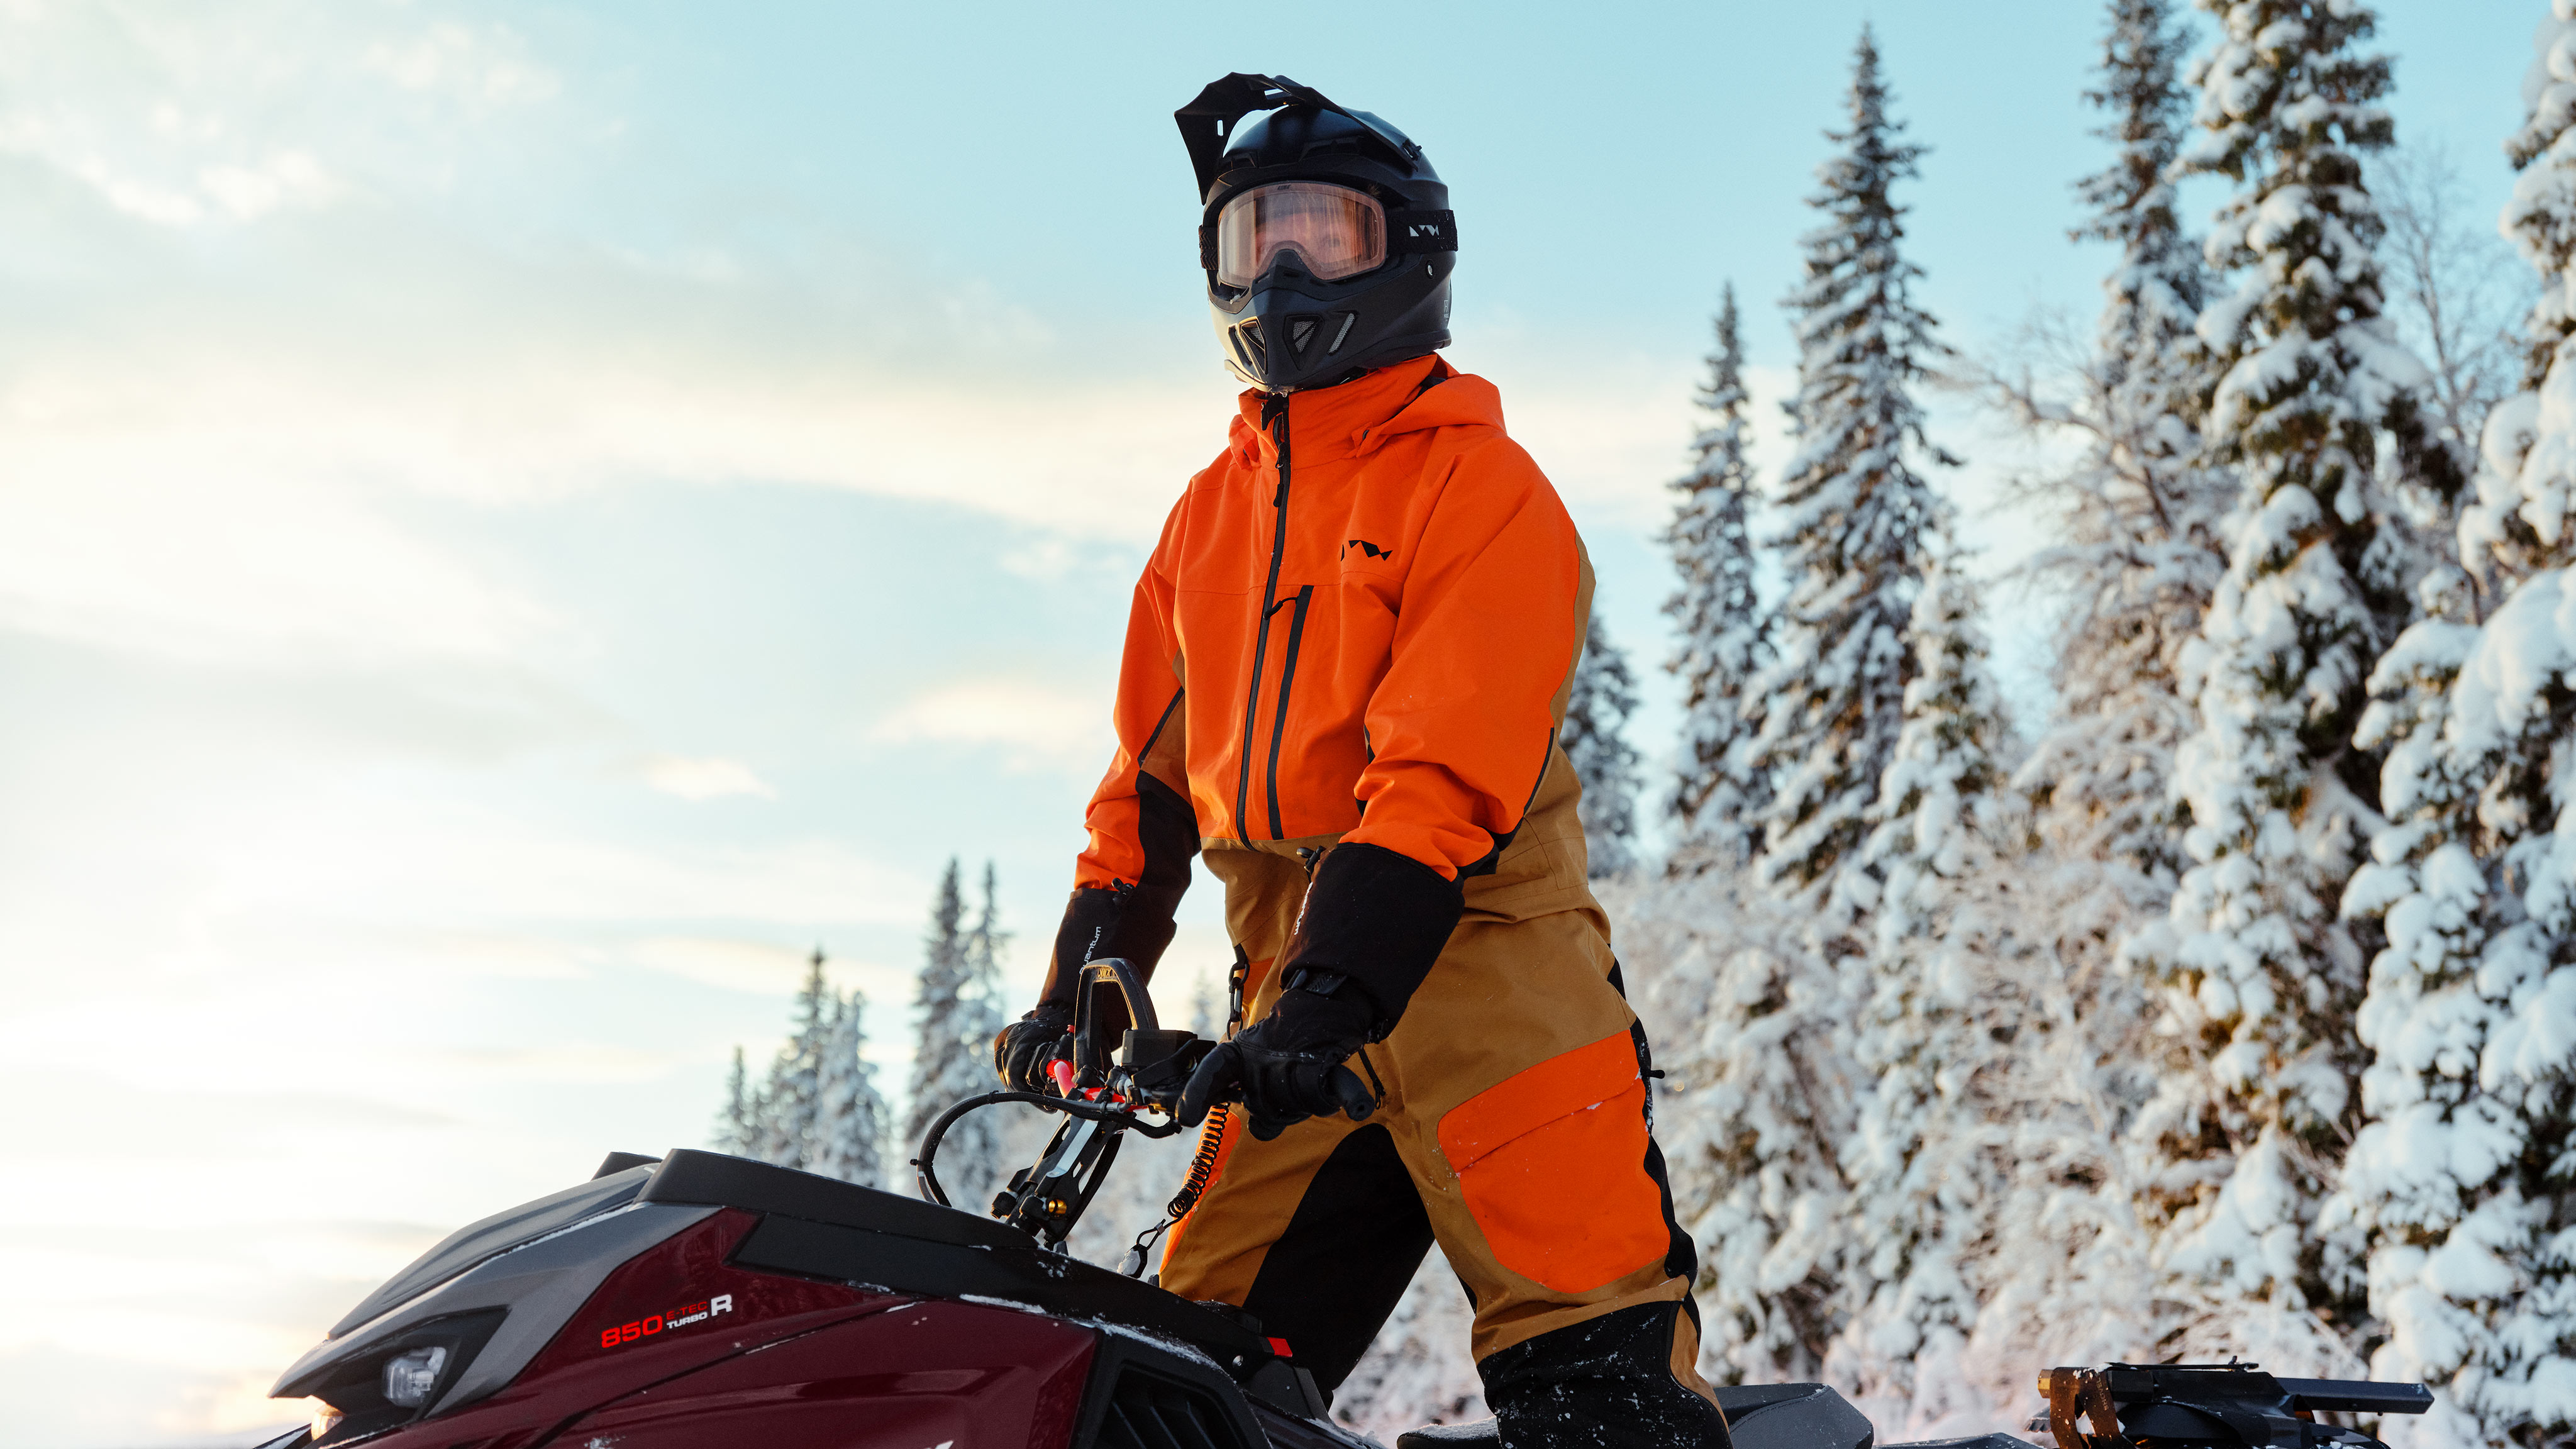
271, 1149, 1309, 1444
1227, 353, 1503, 467
325, 1163, 658, 1339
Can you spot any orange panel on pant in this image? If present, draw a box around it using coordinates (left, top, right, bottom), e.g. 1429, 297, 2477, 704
1437, 1029, 1668, 1295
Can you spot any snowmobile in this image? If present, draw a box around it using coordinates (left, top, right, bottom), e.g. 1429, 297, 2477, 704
258, 960, 2436, 1449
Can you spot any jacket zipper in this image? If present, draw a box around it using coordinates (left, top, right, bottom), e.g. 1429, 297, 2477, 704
1265, 584, 1314, 839
1234, 391, 1295, 841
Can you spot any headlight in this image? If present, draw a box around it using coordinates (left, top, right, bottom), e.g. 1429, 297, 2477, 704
297, 1309, 504, 1443
382, 1346, 448, 1409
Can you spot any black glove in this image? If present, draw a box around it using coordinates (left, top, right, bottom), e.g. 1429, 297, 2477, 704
1269, 842, 1463, 1041
993, 1001, 1075, 1092
1177, 986, 1379, 1140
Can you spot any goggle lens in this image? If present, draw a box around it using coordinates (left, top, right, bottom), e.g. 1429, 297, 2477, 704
1215, 183, 1386, 287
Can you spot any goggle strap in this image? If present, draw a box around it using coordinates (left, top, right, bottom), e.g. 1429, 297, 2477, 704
1385, 209, 1458, 252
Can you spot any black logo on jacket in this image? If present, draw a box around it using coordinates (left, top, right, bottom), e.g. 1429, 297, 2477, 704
1342, 539, 1393, 562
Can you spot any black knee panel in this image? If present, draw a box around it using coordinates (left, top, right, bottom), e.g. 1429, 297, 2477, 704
1477, 1302, 1731, 1449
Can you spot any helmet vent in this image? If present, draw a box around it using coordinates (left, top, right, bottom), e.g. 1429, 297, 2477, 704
1232, 320, 1266, 370
1326, 313, 1356, 355
1287, 315, 1320, 357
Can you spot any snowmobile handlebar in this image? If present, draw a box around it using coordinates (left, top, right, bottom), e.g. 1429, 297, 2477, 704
912, 958, 1210, 1243
911, 1089, 1183, 1209
1072, 957, 1211, 1109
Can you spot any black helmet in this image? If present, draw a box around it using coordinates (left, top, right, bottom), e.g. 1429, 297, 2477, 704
1175, 74, 1455, 392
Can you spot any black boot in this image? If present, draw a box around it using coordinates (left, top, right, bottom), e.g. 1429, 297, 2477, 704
1472, 1302, 1731, 1449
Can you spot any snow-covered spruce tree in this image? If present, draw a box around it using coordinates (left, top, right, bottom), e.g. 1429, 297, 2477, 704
1190, 969, 1220, 1040
2124, 0, 2467, 1330
1927, 0, 2232, 1384
965, 861, 1008, 1052
809, 986, 890, 1188
1613, 855, 1857, 1382
1658, 26, 1948, 1382
1565, 613, 1645, 878
1743, 25, 1954, 908
754, 948, 835, 1170
1835, 554, 2034, 1423
712, 1045, 759, 1155
2007, 0, 2228, 914
1665, 283, 1774, 870
2327, 14, 2576, 1441
905, 859, 1005, 1207
1958, 0, 2221, 1381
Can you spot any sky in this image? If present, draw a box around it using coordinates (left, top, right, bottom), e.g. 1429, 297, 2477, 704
0, 1, 2550, 1444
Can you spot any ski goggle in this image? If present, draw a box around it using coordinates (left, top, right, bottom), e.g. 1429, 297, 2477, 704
1214, 182, 1387, 287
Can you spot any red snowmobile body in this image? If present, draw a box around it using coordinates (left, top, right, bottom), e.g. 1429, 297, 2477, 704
260, 960, 2436, 1449
265, 1145, 1367, 1449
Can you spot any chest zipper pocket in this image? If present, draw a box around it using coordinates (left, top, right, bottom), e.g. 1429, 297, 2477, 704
1264, 584, 1315, 840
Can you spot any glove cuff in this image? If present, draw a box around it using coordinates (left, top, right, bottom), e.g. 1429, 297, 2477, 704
1279, 842, 1463, 1038
1041, 886, 1178, 1006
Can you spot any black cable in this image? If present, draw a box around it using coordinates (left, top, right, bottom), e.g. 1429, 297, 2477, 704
911, 1090, 1182, 1208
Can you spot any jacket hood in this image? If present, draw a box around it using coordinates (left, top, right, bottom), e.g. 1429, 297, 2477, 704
1227, 354, 1506, 466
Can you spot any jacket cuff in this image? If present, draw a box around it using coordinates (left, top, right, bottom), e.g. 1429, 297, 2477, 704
1279, 842, 1464, 1037
1041, 886, 1178, 1006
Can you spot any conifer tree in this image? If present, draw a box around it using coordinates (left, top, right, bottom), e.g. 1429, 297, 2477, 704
1884, 0, 2223, 1394
713, 1045, 757, 1156
965, 862, 1008, 1055
2127, 0, 2465, 1323
2008, 0, 2228, 899
1661, 28, 1943, 1384
906, 859, 1005, 1208
755, 948, 835, 1171
1665, 284, 1774, 869
1191, 970, 1220, 1041
1837, 555, 2033, 1413
1564, 614, 1645, 879
2326, 13, 2576, 1438
810, 985, 890, 1188
1650, 879, 1857, 1382
1744, 25, 1955, 907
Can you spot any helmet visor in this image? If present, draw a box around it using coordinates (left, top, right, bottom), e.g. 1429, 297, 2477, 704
1214, 182, 1385, 287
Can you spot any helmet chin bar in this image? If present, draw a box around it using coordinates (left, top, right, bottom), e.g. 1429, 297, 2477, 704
1219, 275, 1361, 391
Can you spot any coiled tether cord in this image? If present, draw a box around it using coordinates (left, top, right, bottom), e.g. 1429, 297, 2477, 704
1121, 1101, 1233, 1278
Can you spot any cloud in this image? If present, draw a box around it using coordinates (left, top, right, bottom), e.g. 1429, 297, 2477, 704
0, 445, 560, 667
436, 1041, 680, 1085
0, 1072, 453, 1159
0, 3, 555, 228
629, 935, 816, 995
643, 754, 775, 801
868, 676, 1113, 771
362, 21, 558, 113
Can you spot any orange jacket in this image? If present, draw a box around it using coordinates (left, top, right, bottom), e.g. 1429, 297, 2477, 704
1072, 354, 1585, 917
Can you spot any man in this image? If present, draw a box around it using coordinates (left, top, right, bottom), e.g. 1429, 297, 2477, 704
995, 74, 1729, 1449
